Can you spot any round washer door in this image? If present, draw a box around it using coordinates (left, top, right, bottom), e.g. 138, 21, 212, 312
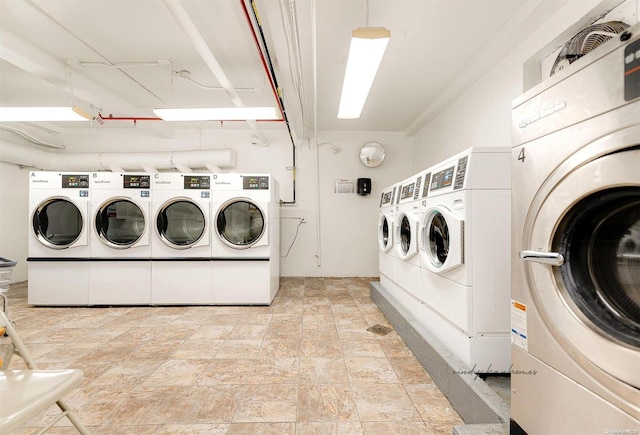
32, 197, 88, 249
156, 198, 208, 249
95, 198, 148, 248
524, 147, 640, 388
419, 206, 463, 273
378, 213, 393, 253
394, 210, 418, 260
216, 198, 267, 249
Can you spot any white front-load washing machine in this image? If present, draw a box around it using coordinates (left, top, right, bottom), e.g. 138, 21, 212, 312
28, 171, 91, 305
511, 23, 639, 433
418, 147, 511, 373
150, 172, 212, 304
378, 182, 399, 300
393, 171, 426, 319
211, 173, 280, 304
90, 172, 152, 305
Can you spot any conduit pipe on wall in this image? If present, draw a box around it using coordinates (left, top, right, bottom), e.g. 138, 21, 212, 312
243, 0, 297, 204
0, 139, 236, 172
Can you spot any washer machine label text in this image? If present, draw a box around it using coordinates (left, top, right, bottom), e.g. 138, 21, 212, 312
511, 299, 528, 351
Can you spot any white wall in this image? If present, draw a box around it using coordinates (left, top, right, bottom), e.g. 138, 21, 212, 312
0, 126, 410, 282
411, 0, 605, 171
0, 161, 29, 282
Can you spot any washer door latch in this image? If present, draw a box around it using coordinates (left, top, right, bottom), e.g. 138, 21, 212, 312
520, 250, 565, 266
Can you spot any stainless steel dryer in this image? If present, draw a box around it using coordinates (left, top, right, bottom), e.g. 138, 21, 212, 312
511, 23, 640, 433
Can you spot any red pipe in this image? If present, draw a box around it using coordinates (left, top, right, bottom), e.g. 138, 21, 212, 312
101, 116, 283, 123
239, 0, 285, 118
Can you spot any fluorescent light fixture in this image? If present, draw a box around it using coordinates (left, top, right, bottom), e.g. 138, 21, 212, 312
0, 107, 92, 122
153, 107, 281, 121
337, 27, 391, 119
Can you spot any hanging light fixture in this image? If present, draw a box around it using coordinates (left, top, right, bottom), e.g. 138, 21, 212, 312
0, 107, 92, 122
337, 26, 390, 119
153, 107, 281, 121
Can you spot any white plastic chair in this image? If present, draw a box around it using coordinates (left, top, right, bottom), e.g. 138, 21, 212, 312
0, 309, 90, 434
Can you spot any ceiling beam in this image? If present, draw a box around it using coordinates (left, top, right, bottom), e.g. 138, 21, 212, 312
162, 0, 269, 145
0, 28, 173, 138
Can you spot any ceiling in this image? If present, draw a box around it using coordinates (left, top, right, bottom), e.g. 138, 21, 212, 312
0, 0, 570, 145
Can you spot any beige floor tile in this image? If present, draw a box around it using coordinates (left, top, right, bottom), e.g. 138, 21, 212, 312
360, 421, 434, 434
376, 334, 415, 358
233, 384, 298, 422
226, 422, 296, 434
388, 357, 434, 384
246, 357, 300, 384
351, 384, 422, 421
341, 339, 387, 358
299, 357, 350, 384
143, 359, 209, 386
297, 384, 359, 421
5, 278, 466, 433
296, 421, 364, 434
345, 357, 400, 384
157, 423, 230, 434
196, 359, 255, 385
215, 339, 263, 359
300, 339, 343, 358
171, 338, 224, 359
227, 323, 269, 340
258, 338, 301, 358
404, 383, 463, 424
187, 385, 245, 423
189, 324, 236, 340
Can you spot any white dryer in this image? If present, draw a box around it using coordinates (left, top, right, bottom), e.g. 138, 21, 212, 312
28, 171, 91, 305
418, 147, 511, 373
150, 172, 212, 304
511, 23, 639, 433
378, 183, 398, 299
211, 173, 280, 304
393, 171, 426, 319
89, 172, 152, 305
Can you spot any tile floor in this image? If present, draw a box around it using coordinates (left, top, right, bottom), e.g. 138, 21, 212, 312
2, 277, 463, 434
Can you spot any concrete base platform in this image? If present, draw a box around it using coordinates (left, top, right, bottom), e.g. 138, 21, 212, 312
370, 281, 510, 433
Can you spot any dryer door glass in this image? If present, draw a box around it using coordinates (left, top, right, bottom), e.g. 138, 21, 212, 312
157, 200, 206, 247
399, 215, 411, 255
32, 198, 83, 247
428, 212, 450, 267
96, 199, 145, 247
555, 187, 640, 347
379, 215, 390, 251
217, 200, 265, 248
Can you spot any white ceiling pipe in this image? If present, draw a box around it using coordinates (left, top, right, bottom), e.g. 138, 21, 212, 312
205, 163, 221, 172
0, 139, 236, 172
162, 0, 269, 146
142, 163, 159, 173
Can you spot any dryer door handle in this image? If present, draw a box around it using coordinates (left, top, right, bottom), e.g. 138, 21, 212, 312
519, 250, 565, 266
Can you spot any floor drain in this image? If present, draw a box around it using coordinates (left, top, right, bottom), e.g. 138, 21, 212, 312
367, 324, 392, 336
